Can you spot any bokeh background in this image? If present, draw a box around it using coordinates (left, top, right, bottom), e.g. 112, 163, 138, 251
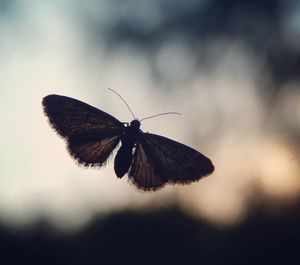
1, 0, 300, 264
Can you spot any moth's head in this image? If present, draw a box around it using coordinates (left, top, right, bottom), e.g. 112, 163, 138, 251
108, 88, 181, 128
130, 119, 141, 129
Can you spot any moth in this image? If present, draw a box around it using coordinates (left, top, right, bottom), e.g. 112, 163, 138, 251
42, 91, 214, 191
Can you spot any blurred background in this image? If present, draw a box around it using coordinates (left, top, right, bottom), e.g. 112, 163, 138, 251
1, 0, 300, 264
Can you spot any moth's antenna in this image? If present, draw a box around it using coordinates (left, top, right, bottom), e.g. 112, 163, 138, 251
140, 112, 182, 122
108, 88, 136, 119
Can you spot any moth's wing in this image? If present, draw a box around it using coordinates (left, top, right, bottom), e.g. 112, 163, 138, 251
68, 136, 121, 167
129, 133, 214, 191
128, 142, 166, 191
42, 94, 125, 167
42, 94, 124, 140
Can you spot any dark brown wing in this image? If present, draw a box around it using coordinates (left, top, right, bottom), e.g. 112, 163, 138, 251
42, 94, 124, 140
68, 136, 121, 167
42, 94, 125, 167
129, 143, 166, 191
129, 133, 214, 191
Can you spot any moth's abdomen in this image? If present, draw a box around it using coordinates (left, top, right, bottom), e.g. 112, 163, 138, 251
114, 145, 134, 178
114, 119, 141, 178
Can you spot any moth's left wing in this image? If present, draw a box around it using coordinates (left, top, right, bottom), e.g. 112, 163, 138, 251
42, 94, 125, 167
67, 136, 121, 167
129, 133, 214, 191
42, 94, 124, 141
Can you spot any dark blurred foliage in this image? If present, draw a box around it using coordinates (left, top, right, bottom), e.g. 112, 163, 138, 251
83, 0, 300, 91
1, 205, 300, 265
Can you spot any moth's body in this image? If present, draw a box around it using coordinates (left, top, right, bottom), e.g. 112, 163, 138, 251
42, 94, 214, 191
114, 120, 141, 178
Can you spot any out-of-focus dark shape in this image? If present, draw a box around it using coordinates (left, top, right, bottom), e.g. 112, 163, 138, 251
83, 0, 300, 89
1, 206, 300, 265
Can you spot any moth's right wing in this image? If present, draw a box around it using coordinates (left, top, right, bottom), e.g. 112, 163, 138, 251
42, 94, 125, 167
129, 133, 214, 191
128, 142, 166, 191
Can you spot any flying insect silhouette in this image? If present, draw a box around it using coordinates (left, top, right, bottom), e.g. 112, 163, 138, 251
42, 90, 214, 191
